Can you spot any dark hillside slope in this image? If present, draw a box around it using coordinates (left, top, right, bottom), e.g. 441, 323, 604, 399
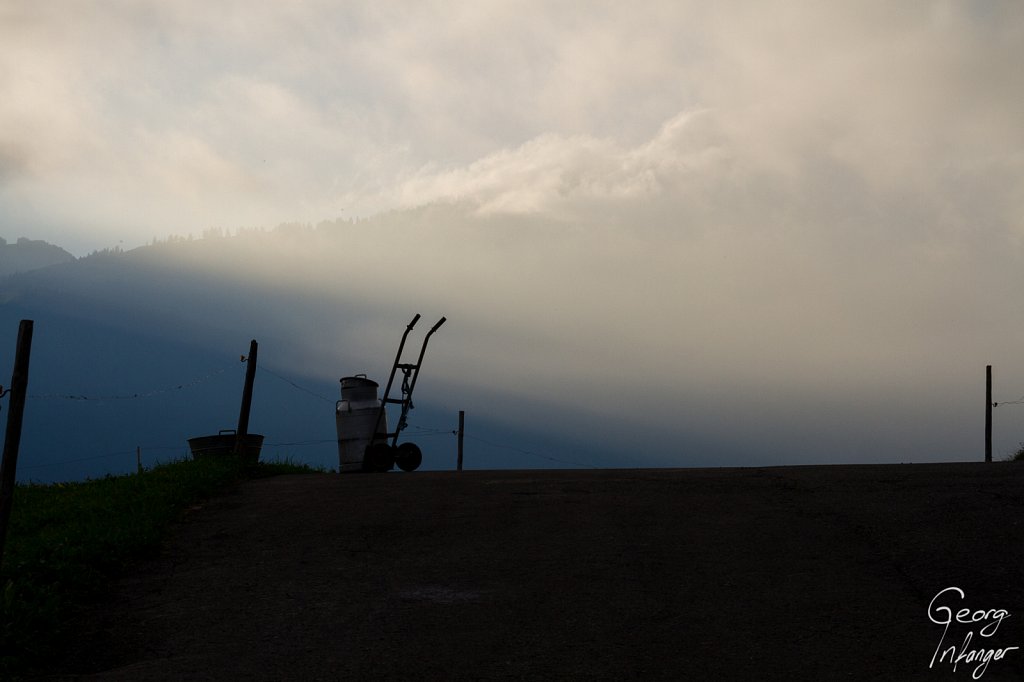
0, 236, 74, 277
0, 239, 390, 481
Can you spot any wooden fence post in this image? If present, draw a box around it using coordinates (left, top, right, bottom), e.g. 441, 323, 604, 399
0, 320, 34, 568
457, 410, 464, 472
986, 365, 992, 463
235, 340, 258, 455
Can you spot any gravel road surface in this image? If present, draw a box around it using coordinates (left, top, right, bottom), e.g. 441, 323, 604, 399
47, 463, 1024, 680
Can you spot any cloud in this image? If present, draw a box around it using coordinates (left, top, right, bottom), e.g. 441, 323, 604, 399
2, 2, 1021, 246
1, 0, 1022, 463
394, 110, 723, 216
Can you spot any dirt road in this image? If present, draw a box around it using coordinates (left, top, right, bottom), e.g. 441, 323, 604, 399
49, 464, 1024, 680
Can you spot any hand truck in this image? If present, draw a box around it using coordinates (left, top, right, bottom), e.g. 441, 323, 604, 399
363, 314, 446, 472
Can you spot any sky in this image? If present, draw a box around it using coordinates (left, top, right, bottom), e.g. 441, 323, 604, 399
2, 2, 1024, 466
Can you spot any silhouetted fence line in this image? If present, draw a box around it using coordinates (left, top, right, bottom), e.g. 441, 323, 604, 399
10, 423, 599, 477
4, 326, 598, 477
10, 344, 351, 478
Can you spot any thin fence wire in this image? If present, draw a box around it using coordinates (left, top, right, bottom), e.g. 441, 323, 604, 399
257, 364, 335, 404
28, 366, 232, 401
264, 439, 336, 448
17, 445, 187, 471
463, 434, 598, 469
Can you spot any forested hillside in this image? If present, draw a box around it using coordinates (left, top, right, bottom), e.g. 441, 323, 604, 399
0, 237, 74, 277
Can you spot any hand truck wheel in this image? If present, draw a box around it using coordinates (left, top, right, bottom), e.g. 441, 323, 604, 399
395, 442, 423, 472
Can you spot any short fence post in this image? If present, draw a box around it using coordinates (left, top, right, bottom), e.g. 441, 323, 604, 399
986, 365, 992, 463
457, 410, 464, 472
0, 320, 34, 568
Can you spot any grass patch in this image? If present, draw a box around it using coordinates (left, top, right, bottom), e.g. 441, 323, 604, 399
0, 456, 323, 676
248, 455, 328, 478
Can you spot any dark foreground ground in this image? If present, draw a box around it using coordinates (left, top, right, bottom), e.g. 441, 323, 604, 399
47, 463, 1024, 680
